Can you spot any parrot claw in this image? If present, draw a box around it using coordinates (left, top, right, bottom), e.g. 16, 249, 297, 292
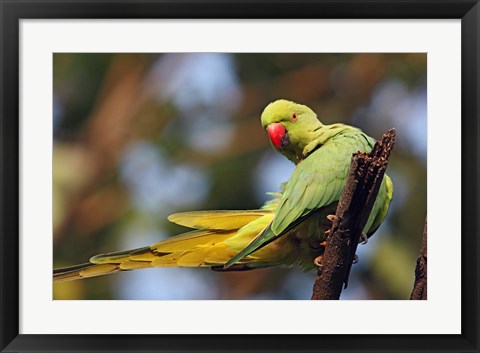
314, 255, 323, 267
324, 215, 338, 236
326, 214, 338, 223
352, 254, 359, 264
360, 232, 368, 244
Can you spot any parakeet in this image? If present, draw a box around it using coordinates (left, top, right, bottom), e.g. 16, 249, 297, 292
53, 99, 393, 282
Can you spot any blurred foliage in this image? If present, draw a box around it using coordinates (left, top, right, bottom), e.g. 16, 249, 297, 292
53, 53, 427, 300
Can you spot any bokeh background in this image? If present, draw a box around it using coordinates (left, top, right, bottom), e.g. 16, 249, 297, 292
53, 53, 427, 300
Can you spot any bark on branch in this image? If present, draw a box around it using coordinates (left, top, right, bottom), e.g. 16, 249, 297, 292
311, 129, 396, 300
410, 217, 427, 300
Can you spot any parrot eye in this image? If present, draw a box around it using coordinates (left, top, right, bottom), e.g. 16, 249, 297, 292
290, 112, 298, 122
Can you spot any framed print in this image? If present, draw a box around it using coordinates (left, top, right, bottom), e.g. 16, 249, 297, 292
1, 1, 479, 352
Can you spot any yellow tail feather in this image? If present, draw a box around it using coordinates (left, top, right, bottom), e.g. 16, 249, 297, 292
53, 230, 252, 282
167, 210, 270, 230
54, 211, 279, 282
53, 263, 122, 282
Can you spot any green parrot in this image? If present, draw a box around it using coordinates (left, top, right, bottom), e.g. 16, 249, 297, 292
53, 99, 393, 282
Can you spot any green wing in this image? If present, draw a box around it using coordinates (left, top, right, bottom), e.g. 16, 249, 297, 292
225, 130, 374, 267
274, 131, 373, 234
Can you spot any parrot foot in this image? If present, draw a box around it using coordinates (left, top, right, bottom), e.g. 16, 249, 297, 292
314, 255, 323, 267
360, 232, 368, 244
352, 254, 359, 264
324, 215, 338, 237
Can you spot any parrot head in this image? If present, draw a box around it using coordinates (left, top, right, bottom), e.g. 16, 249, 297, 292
261, 99, 322, 163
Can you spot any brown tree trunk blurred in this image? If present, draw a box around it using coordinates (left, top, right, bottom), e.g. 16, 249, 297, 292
410, 217, 427, 300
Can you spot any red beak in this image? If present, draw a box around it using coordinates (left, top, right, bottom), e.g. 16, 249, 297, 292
267, 123, 287, 150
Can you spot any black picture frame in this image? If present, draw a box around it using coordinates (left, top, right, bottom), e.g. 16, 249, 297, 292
1, 1, 478, 352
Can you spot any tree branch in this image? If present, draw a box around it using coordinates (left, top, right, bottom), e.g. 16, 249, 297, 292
311, 129, 396, 300
410, 217, 427, 300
